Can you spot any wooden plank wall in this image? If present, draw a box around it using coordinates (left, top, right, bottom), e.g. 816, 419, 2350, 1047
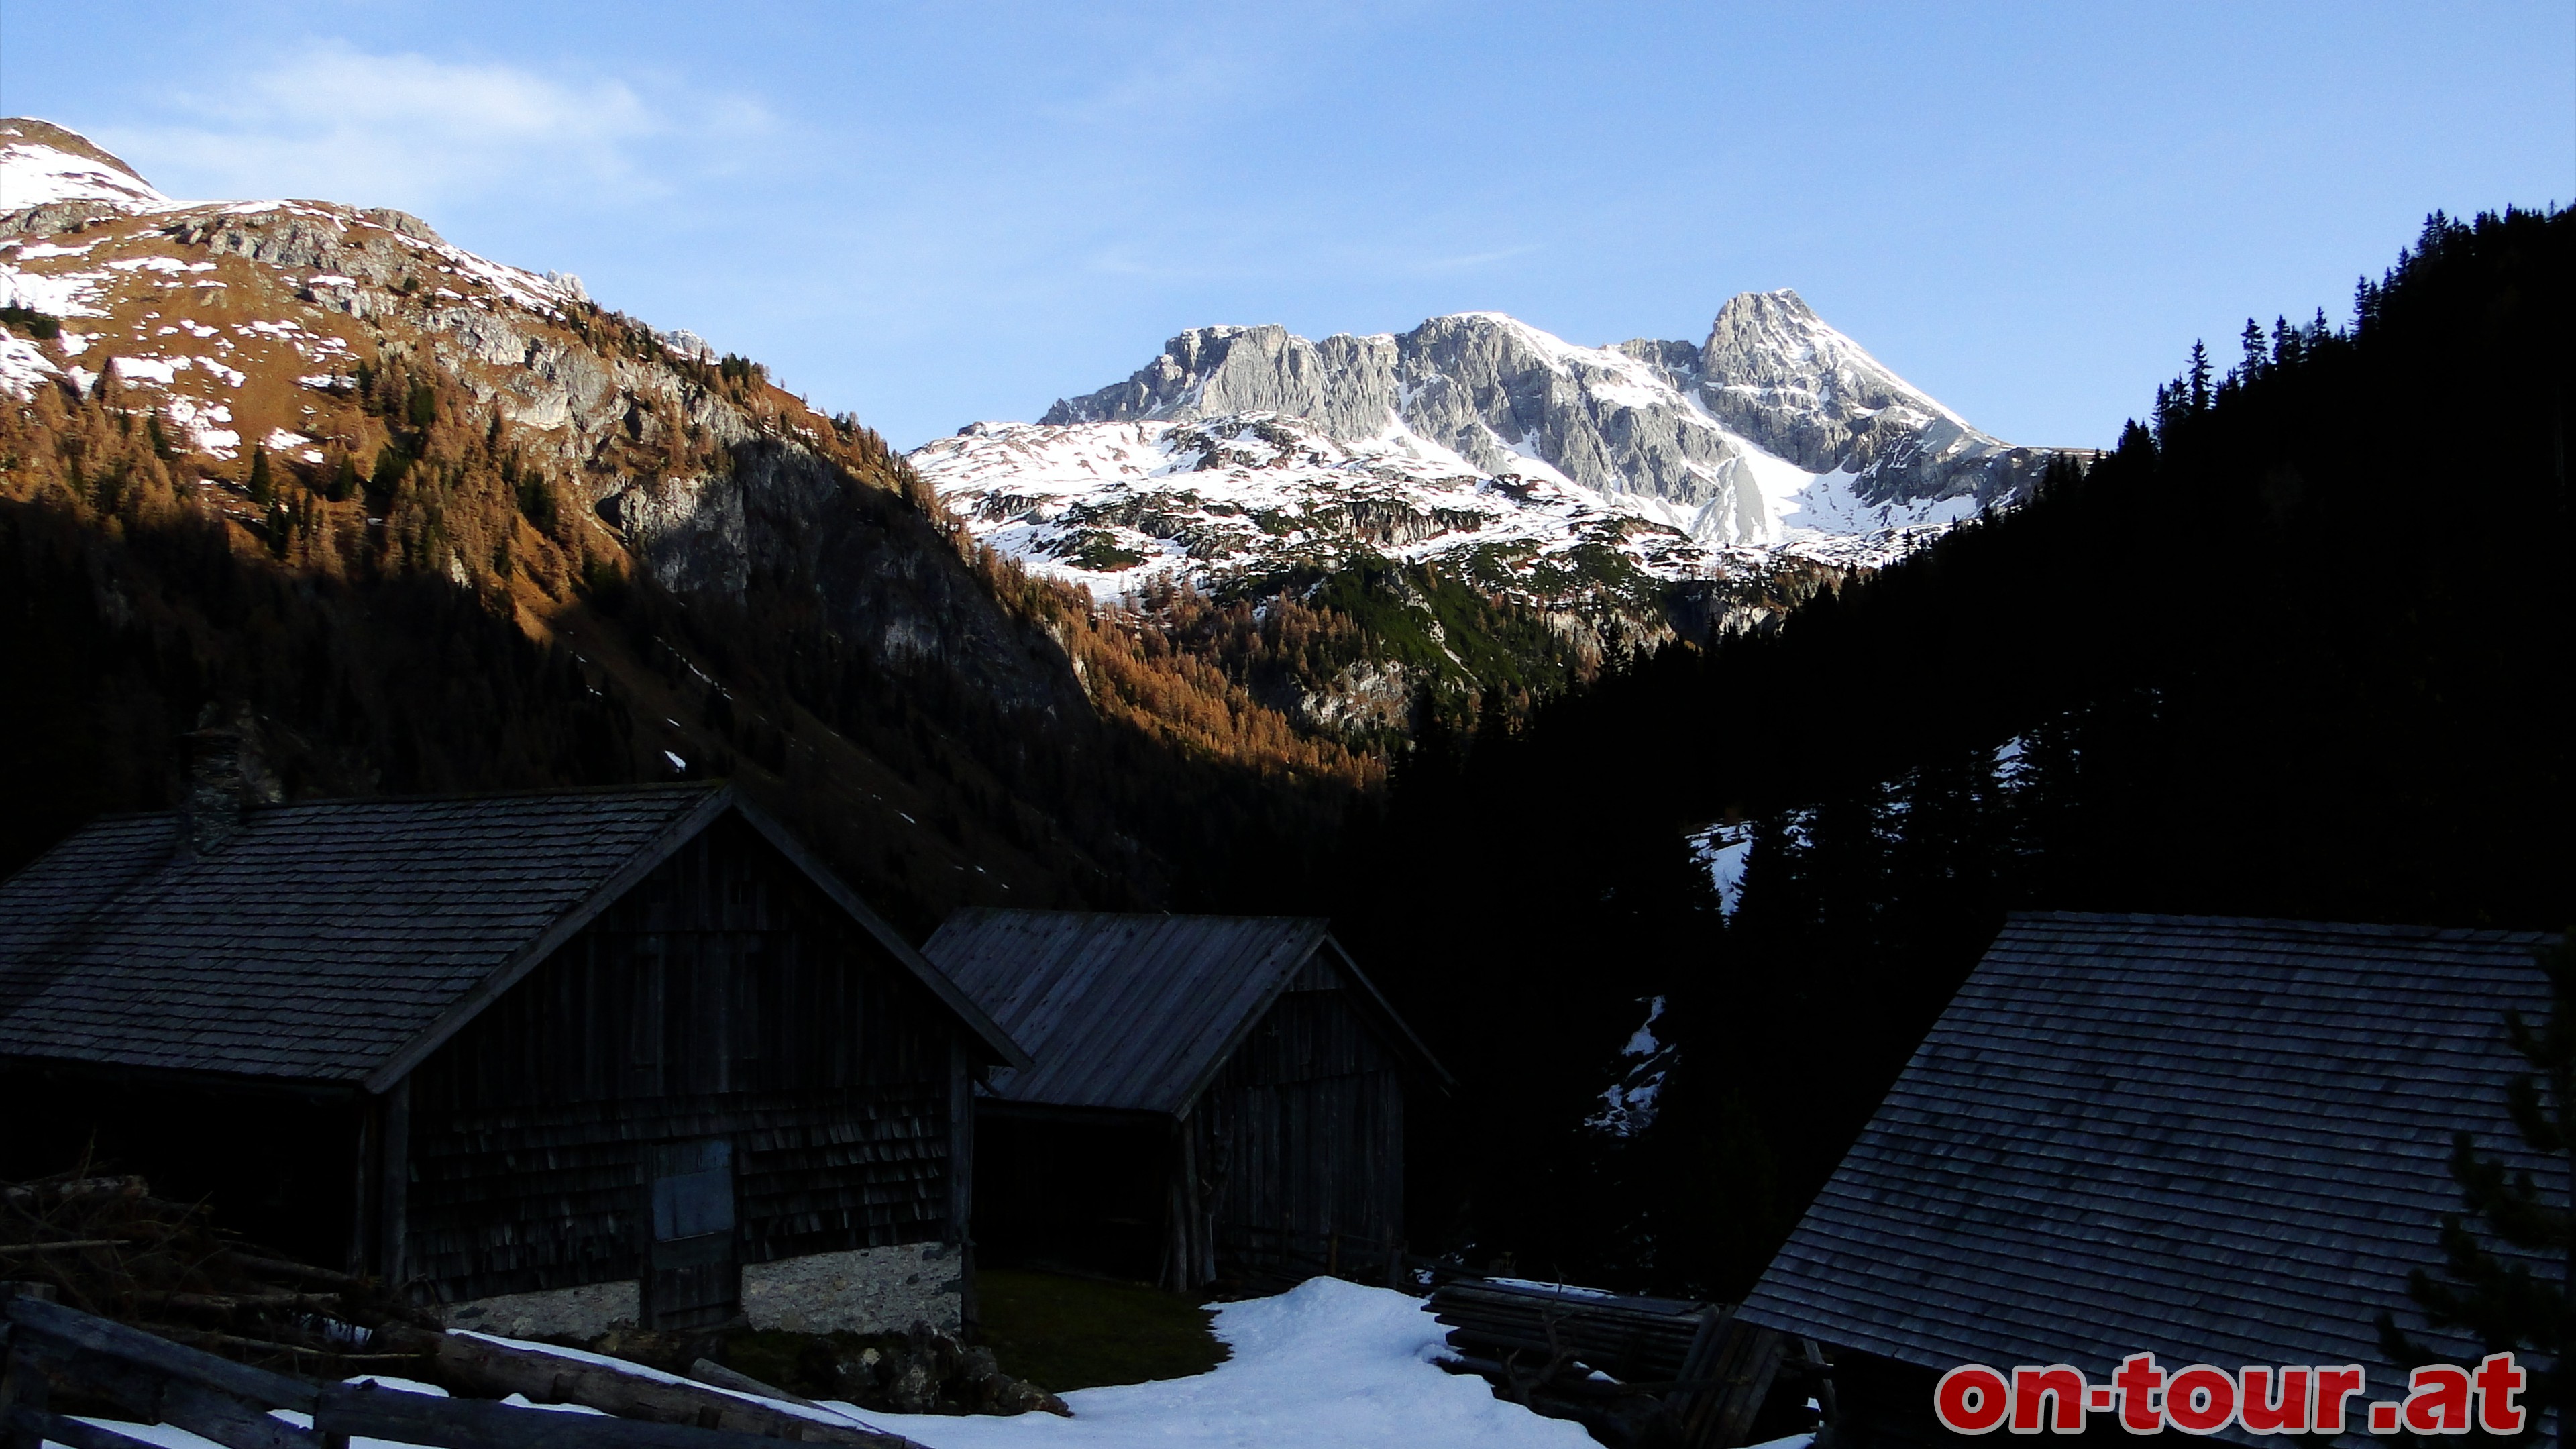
1191, 971, 1406, 1281
404, 818, 959, 1303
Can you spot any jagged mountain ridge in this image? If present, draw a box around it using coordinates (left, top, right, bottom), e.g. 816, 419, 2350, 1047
918, 298, 2064, 605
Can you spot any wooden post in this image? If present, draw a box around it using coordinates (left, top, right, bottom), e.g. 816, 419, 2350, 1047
1800, 1337, 1839, 1443
1157, 1118, 1187, 1293
348, 1097, 379, 1279
947, 1042, 977, 1334
377, 1077, 411, 1293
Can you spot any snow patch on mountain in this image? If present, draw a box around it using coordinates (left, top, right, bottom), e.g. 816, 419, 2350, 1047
0, 120, 586, 429
912, 406, 1972, 605
924, 301, 2065, 604
0, 119, 173, 213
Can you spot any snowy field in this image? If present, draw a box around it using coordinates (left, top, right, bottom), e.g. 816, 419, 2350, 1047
52, 1278, 1686, 1449
856, 1278, 1597, 1448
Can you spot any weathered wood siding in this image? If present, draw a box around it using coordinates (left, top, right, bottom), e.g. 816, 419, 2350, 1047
405, 816, 961, 1303
1191, 969, 1406, 1271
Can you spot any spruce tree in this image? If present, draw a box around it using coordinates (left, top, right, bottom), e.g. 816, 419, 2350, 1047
2379, 934, 2576, 1438
247, 445, 273, 505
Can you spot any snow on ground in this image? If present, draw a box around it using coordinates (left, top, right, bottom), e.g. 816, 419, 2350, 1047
51, 1280, 1597, 1449
1686, 821, 1756, 916
0, 329, 59, 398
853, 1278, 1595, 1449
1589, 995, 1676, 1136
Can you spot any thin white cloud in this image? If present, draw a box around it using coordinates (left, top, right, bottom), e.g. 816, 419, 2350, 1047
1415, 243, 1542, 274
98, 42, 769, 213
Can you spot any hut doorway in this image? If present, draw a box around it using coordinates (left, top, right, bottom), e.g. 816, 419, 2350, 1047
973, 1110, 1169, 1283
644, 1138, 739, 1328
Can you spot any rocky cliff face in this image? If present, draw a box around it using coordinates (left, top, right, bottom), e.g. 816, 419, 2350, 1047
0, 118, 1095, 724
1673, 290, 2051, 508
1038, 294, 2061, 545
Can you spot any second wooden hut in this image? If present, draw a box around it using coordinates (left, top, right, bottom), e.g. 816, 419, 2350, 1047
922, 910, 1448, 1291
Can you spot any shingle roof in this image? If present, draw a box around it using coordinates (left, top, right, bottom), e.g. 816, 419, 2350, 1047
0, 784, 1026, 1086
1739, 912, 2558, 1428
923, 909, 1437, 1115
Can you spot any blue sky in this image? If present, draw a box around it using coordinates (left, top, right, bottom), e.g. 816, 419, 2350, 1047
13, 3, 2571, 448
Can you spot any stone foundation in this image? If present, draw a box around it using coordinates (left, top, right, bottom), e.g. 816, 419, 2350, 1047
743, 1241, 963, 1336
441, 1279, 638, 1338
437, 1242, 963, 1338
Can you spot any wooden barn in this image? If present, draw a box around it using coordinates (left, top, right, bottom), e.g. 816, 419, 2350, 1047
921, 910, 1448, 1291
1737, 913, 2561, 1448
0, 739, 1028, 1337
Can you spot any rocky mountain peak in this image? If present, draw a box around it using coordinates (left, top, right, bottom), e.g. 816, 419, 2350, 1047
1002, 295, 2065, 576
0, 119, 170, 213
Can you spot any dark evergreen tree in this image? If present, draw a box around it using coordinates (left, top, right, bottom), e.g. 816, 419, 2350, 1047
246, 444, 273, 505
2379, 934, 2576, 1440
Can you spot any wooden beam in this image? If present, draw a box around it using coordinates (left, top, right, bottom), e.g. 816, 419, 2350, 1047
371, 1328, 900, 1446
0, 1407, 170, 1449
2, 1297, 317, 1412
315, 1383, 926, 1449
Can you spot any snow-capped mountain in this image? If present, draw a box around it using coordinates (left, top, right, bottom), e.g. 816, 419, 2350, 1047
912, 299, 2065, 604
0, 118, 599, 461
0, 117, 888, 610
0, 119, 1082, 713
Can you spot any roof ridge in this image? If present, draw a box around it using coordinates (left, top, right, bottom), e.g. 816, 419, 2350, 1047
950, 906, 1333, 927
2003, 910, 2557, 946
252, 780, 730, 809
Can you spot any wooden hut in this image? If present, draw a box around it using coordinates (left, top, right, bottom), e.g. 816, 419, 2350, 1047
921, 910, 1448, 1291
1737, 913, 2561, 1448
0, 747, 1028, 1336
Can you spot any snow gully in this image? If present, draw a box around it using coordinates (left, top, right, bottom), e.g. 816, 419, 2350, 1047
1931, 1352, 2528, 1435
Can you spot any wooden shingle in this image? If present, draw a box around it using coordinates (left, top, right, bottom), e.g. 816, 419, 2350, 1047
1739, 912, 2559, 1426
0, 784, 1023, 1084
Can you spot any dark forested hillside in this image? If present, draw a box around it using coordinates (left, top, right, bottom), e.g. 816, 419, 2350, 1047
1340, 205, 2575, 1298
0, 347, 1361, 936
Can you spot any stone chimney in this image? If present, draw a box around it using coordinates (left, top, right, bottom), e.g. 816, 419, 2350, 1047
176, 712, 279, 857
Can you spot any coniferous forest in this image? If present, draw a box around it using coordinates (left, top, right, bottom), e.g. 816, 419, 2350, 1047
1335, 204, 2574, 1298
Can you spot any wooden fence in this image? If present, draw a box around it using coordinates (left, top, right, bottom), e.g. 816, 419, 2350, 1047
0, 1289, 922, 1449
1427, 1276, 1828, 1449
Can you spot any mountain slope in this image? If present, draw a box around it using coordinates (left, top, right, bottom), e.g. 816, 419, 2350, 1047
0, 119, 1364, 925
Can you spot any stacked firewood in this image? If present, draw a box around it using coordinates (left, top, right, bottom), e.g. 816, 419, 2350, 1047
0, 1169, 438, 1375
